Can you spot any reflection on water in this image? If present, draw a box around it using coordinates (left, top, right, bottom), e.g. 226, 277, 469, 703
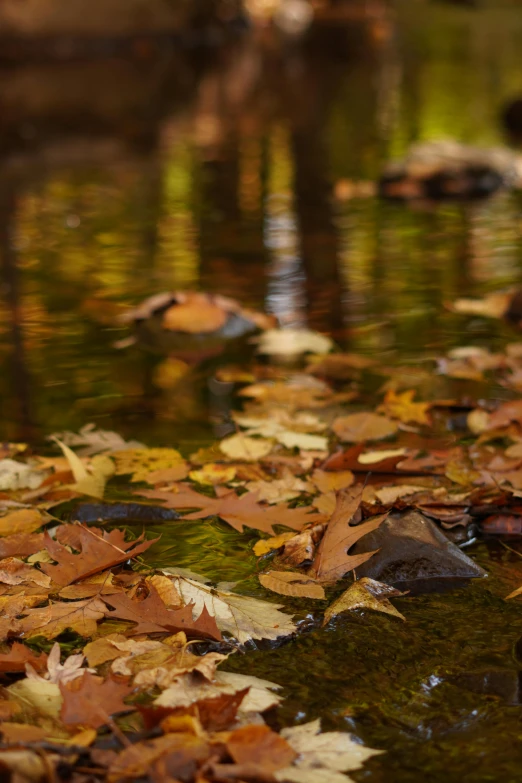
2, 3, 522, 443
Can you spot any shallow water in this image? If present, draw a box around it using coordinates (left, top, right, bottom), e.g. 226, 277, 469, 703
3, 3, 522, 779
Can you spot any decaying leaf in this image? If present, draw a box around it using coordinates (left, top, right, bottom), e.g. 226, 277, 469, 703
313, 487, 387, 583
332, 413, 398, 443
323, 578, 406, 624
259, 571, 325, 599
20, 597, 108, 639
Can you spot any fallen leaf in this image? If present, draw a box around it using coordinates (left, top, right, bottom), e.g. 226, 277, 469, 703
0, 460, 47, 491
0, 532, 46, 559
255, 329, 333, 356
332, 413, 398, 443
165, 571, 296, 643
20, 597, 107, 639
110, 448, 186, 483
189, 464, 237, 485
313, 487, 387, 583
0, 509, 44, 537
155, 670, 283, 715
103, 585, 222, 641
259, 571, 325, 599
276, 719, 383, 783
227, 724, 297, 772
219, 434, 274, 461
60, 671, 132, 728
0, 557, 50, 588
26, 642, 91, 685
40, 525, 157, 586
373, 484, 430, 505
49, 424, 144, 457
323, 577, 405, 624
378, 389, 431, 425
163, 295, 227, 333
106, 732, 209, 782
357, 448, 408, 465
52, 438, 114, 498
246, 469, 313, 504
254, 532, 297, 556
0, 642, 48, 673
311, 470, 354, 494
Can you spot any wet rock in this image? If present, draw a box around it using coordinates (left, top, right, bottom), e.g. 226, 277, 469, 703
352, 510, 487, 594
451, 669, 521, 705
66, 502, 180, 525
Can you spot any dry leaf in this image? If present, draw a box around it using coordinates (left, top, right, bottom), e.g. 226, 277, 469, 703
219, 434, 274, 461
311, 470, 354, 494
332, 413, 398, 443
111, 448, 186, 483
323, 577, 405, 624
378, 389, 431, 425
253, 532, 297, 557
0, 460, 47, 491
227, 724, 297, 773
259, 571, 325, 599
245, 469, 312, 504
0, 509, 44, 537
313, 487, 387, 583
255, 329, 333, 356
60, 671, 132, 728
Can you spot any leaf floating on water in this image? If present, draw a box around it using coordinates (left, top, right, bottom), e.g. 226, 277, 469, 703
110, 447, 187, 483
332, 413, 398, 443
163, 571, 297, 643
255, 328, 334, 356
253, 532, 297, 557
219, 434, 274, 461
312, 487, 387, 583
259, 570, 325, 599
324, 577, 406, 624
276, 718, 383, 783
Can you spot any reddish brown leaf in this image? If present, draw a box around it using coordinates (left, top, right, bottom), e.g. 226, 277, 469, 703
106, 733, 210, 782
482, 515, 522, 535
0, 533, 46, 559
0, 642, 48, 673
227, 724, 297, 772
312, 486, 387, 583
102, 586, 222, 641
40, 525, 158, 586
140, 688, 249, 732
60, 671, 133, 728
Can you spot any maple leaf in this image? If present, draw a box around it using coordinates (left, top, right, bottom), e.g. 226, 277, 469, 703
227, 724, 297, 773
138, 484, 322, 534
40, 525, 158, 586
102, 585, 222, 641
312, 487, 388, 583
378, 389, 431, 425
60, 671, 133, 728
165, 571, 296, 643
0, 642, 48, 673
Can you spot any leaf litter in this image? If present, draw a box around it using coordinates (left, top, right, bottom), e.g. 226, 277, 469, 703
8, 314, 522, 780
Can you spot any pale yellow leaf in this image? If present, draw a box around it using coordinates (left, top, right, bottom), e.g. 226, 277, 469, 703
259, 571, 325, 599
219, 434, 273, 461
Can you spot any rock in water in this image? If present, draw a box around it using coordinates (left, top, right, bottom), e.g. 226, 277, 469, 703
352, 510, 487, 594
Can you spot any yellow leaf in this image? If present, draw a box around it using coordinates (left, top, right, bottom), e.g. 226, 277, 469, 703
0, 509, 44, 537
254, 532, 297, 557
219, 434, 273, 461
323, 578, 405, 624
259, 570, 325, 599
378, 390, 431, 426
189, 464, 237, 485
110, 448, 185, 483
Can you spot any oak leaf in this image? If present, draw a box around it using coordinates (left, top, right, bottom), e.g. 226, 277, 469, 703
60, 671, 132, 728
40, 525, 157, 586
102, 585, 222, 641
312, 487, 387, 583
259, 571, 325, 599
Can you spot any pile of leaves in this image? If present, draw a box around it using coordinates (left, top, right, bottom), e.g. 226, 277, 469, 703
5, 323, 522, 779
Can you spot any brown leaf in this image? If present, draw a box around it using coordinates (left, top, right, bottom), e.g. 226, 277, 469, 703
60, 671, 132, 728
20, 597, 107, 639
140, 688, 249, 732
0, 558, 51, 588
0, 533, 46, 559
0, 642, 48, 673
324, 577, 406, 624
106, 733, 209, 782
0, 509, 44, 537
103, 585, 222, 641
311, 469, 354, 493
138, 485, 322, 535
259, 571, 325, 599
312, 487, 387, 583
227, 724, 297, 772
40, 525, 158, 586
332, 412, 398, 443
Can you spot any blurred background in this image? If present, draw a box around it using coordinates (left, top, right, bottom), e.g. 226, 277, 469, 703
2, 0, 522, 442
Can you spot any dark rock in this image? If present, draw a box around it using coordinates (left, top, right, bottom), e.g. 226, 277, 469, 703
450, 669, 521, 705
352, 510, 487, 594
67, 502, 180, 525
